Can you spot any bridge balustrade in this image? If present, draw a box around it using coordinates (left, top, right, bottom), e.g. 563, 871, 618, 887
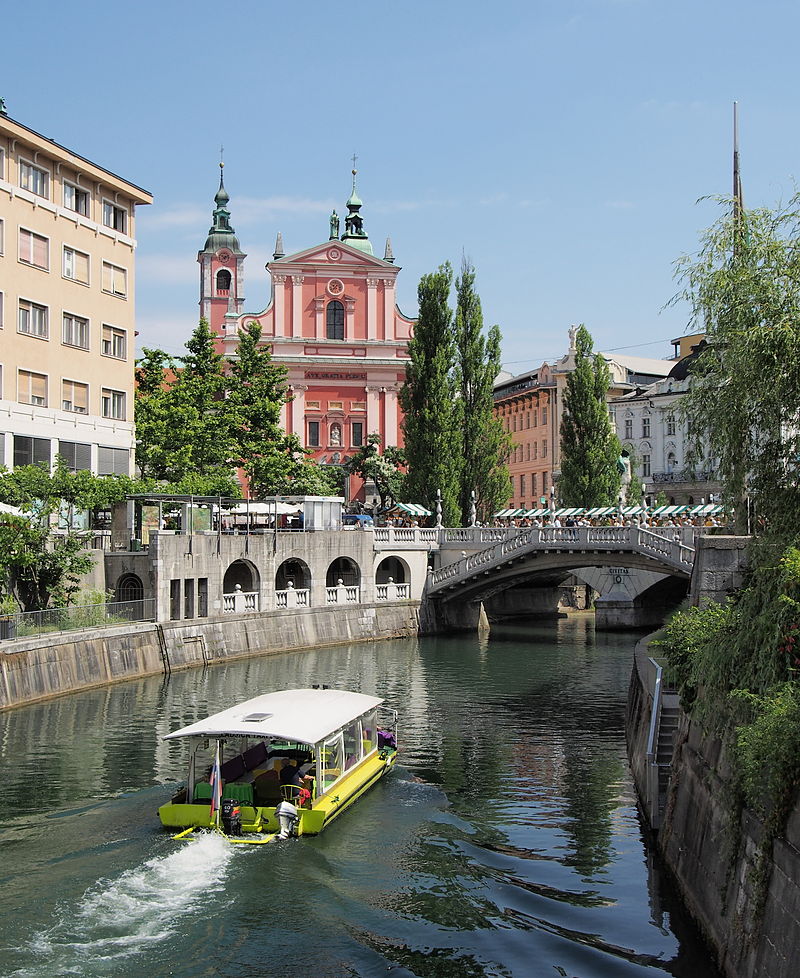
429, 525, 697, 592
223, 591, 260, 614
326, 585, 361, 604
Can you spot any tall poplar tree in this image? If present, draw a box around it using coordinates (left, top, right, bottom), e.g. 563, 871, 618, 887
558, 325, 621, 507
454, 258, 512, 523
400, 263, 461, 525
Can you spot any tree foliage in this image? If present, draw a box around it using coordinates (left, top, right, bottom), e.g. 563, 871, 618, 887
135, 319, 336, 498
454, 258, 512, 523
400, 263, 461, 525
671, 194, 800, 533
345, 434, 406, 510
558, 325, 621, 507
401, 261, 509, 525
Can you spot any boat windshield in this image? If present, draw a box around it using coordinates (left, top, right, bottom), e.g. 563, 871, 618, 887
321, 735, 343, 793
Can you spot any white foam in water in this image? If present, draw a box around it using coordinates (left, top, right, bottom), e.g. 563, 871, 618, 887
13, 833, 233, 976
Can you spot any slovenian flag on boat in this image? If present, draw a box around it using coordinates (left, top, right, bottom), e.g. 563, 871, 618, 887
209, 742, 222, 823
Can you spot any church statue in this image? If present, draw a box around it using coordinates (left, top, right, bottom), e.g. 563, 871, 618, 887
330, 424, 342, 447
329, 210, 340, 239
568, 324, 578, 352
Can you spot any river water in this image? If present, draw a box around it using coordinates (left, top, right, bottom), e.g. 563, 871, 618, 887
0, 617, 720, 978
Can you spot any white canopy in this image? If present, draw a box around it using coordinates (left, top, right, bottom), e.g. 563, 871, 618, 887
227, 501, 300, 516
163, 688, 385, 746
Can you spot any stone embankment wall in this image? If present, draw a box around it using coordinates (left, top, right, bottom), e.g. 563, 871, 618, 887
627, 639, 800, 978
0, 602, 419, 711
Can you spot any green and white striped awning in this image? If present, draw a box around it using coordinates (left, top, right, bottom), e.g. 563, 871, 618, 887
494, 508, 528, 518
393, 503, 432, 517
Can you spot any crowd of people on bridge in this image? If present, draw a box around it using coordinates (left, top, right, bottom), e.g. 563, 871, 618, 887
491, 512, 725, 530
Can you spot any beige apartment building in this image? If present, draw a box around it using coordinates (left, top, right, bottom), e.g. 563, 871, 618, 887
0, 110, 151, 476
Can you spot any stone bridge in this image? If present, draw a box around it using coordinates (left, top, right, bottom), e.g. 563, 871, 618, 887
426, 526, 696, 618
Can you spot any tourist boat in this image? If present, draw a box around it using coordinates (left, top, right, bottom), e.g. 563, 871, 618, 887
158, 687, 397, 843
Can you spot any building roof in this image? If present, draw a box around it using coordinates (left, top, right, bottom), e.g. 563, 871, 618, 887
601, 353, 674, 376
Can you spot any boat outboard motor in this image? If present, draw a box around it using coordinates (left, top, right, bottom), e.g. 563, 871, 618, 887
275, 799, 299, 840
221, 798, 242, 836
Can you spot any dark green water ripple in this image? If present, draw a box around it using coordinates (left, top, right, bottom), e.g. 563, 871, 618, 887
0, 617, 720, 977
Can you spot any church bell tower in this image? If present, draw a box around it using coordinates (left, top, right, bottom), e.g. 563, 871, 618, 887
198, 161, 246, 351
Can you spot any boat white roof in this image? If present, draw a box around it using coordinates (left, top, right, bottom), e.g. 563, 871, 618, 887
163, 688, 384, 745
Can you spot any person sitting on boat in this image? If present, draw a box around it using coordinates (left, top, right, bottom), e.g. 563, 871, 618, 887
280, 759, 312, 805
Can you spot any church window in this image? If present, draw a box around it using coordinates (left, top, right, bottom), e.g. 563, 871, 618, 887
351, 422, 364, 447
541, 406, 547, 425
326, 300, 345, 340
216, 269, 231, 294
307, 421, 320, 447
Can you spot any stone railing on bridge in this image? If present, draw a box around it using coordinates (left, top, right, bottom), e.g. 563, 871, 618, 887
223, 590, 260, 613
376, 582, 411, 601
326, 585, 361, 604
428, 525, 696, 595
370, 526, 517, 549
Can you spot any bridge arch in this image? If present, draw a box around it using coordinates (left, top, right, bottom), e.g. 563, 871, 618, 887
223, 559, 260, 594
275, 558, 310, 590
376, 555, 408, 584
326, 556, 361, 587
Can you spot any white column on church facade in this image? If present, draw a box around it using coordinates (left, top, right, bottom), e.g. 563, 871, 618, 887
291, 385, 307, 444
273, 274, 286, 336
382, 278, 395, 340
366, 278, 379, 341
366, 386, 380, 436
345, 298, 356, 340
383, 386, 399, 446
292, 275, 304, 337
315, 296, 325, 339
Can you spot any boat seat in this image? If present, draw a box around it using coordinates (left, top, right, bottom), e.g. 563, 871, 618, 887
193, 781, 213, 802
223, 782, 254, 806
243, 742, 268, 770
221, 755, 246, 781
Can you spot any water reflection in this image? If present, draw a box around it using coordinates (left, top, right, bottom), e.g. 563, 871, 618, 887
0, 618, 719, 977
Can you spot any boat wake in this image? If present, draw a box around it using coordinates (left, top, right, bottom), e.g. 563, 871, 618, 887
9, 833, 232, 977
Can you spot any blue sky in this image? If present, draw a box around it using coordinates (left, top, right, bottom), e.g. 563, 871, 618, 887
4, 0, 799, 370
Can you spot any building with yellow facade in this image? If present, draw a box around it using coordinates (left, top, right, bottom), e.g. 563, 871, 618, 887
0, 107, 151, 476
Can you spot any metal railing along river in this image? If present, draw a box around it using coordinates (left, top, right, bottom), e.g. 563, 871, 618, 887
0, 598, 156, 641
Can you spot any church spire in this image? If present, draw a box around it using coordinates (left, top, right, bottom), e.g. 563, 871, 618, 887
201, 159, 243, 255
341, 156, 373, 255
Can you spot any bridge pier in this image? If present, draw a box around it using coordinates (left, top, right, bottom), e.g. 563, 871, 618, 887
419, 595, 489, 635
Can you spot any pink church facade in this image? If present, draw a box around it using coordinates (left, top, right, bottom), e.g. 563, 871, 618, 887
198, 167, 414, 502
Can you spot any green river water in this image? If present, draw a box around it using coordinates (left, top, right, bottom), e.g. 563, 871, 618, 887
0, 617, 720, 977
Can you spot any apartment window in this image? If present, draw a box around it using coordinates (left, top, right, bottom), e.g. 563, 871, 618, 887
306, 400, 321, 411
58, 440, 92, 471
666, 415, 676, 436
0, 292, 3, 330
642, 416, 651, 438
0, 217, 4, 254
532, 410, 537, 427
326, 300, 344, 339
307, 420, 320, 447
351, 421, 364, 447
18, 369, 48, 406
62, 379, 89, 414
63, 246, 90, 285
0, 147, 4, 180
13, 434, 51, 468
512, 415, 517, 432
18, 299, 48, 338
19, 159, 49, 198
533, 442, 538, 460
102, 324, 127, 359
520, 474, 526, 498
62, 313, 89, 350
19, 227, 49, 270
98, 446, 130, 476
542, 440, 548, 458
101, 387, 126, 420
102, 261, 127, 297
531, 472, 537, 497
642, 454, 651, 477
541, 406, 548, 425
102, 199, 127, 233
63, 182, 90, 216
624, 418, 633, 439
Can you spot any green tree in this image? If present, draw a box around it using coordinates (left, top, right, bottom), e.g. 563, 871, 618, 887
671, 195, 800, 533
558, 325, 622, 507
345, 434, 407, 511
400, 263, 461, 525
0, 461, 140, 611
454, 258, 512, 523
